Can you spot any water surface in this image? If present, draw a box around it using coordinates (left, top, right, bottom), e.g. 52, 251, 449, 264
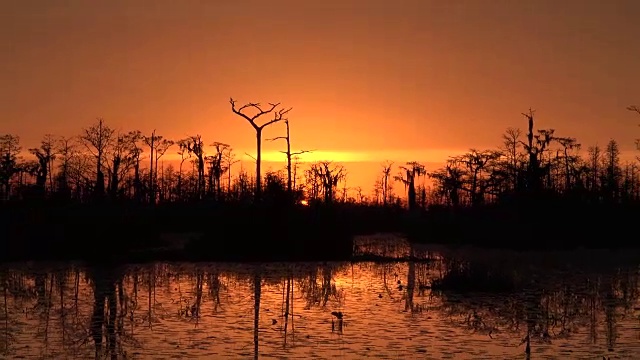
1, 236, 639, 359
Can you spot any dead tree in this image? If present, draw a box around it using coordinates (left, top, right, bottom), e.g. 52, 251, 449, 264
556, 137, 580, 191
126, 131, 144, 202
394, 161, 426, 211
267, 120, 312, 198
107, 132, 141, 198
143, 130, 157, 201
176, 139, 192, 199
143, 131, 173, 203
502, 128, 522, 191
0, 134, 21, 199
206, 142, 229, 199
81, 118, 114, 197
154, 138, 174, 185
223, 147, 239, 194
310, 161, 345, 204
28, 134, 57, 195
185, 135, 205, 199
381, 161, 393, 206
230, 98, 291, 201
628, 106, 640, 161
520, 109, 554, 193
454, 150, 501, 206
55, 136, 76, 197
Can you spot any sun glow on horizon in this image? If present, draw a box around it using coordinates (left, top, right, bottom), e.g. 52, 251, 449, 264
160, 148, 468, 164
258, 149, 470, 163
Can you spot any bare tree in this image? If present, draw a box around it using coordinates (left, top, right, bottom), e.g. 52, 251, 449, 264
603, 139, 622, 201
309, 161, 345, 204
29, 134, 57, 194
520, 110, 555, 192
394, 161, 426, 210
206, 142, 229, 199
587, 145, 602, 193
628, 106, 640, 162
106, 132, 143, 198
429, 159, 465, 207
56, 136, 77, 196
223, 147, 239, 194
381, 161, 393, 206
267, 120, 312, 198
143, 131, 173, 203
176, 139, 192, 199
184, 135, 205, 199
154, 138, 173, 184
230, 98, 291, 201
556, 137, 581, 191
125, 131, 144, 202
502, 128, 521, 190
80, 118, 114, 197
0, 134, 21, 199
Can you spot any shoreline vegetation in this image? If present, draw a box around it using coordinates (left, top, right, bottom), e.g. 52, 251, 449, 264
2, 103, 640, 262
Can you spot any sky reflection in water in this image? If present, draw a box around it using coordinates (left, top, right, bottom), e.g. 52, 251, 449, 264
1, 237, 639, 359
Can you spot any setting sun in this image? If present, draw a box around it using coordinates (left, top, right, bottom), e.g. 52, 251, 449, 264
2, 1, 640, 359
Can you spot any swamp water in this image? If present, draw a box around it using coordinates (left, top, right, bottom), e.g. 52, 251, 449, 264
0, 235, 639, 359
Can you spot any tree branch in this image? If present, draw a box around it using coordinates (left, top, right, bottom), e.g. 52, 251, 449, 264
291, 149, 314, 156
230, 97, 281, 130
258, 107, 292, 130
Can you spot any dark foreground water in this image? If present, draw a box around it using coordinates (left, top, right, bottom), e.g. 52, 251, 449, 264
1, 235, 639, 359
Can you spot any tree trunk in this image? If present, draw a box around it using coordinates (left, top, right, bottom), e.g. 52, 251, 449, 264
149, 132, 155, 204
255, 129, 262, 202
408, 174, 416, 211
286, 123, 292, 194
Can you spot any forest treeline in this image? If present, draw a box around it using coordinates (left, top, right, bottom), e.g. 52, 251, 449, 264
1, 104, 640, 210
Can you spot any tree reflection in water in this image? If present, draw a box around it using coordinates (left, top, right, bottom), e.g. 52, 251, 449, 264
0, 248, 637, 359
430, 252, 640, 356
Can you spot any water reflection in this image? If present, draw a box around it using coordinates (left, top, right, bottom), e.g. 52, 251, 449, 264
1, 241, 639, 359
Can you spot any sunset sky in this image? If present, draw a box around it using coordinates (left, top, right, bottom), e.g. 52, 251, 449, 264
2, 0, 640, 192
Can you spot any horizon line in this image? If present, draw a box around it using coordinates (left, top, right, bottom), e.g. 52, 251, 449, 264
13, 147, 640, 165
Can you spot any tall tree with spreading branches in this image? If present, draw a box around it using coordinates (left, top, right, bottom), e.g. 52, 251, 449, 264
81, 118, 114, 197
230, 98, 291, 201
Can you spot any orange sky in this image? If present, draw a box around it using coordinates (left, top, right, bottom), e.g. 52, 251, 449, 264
2, 0, 640, 191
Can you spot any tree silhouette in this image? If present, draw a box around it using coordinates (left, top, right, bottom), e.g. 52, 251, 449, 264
394, 161, 426, 211
629, 106, 640, 162
55, 136, 76, 198
501, 128, 522, 191
28, 134, 57, 195
230, 98, 291, 201
107, 132, 142, 199
183, 135, 205, 199
125, 131, 145, 202
223, 147, 239, 195
0, 135, 21, 200
80, 118, 114, 198
143, 131, 173, 203
205, 142, 229, 199
268, 120, 312, 200
380, 161, 393, 206
309, 161, 345, 204
520, 110, 556, 193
